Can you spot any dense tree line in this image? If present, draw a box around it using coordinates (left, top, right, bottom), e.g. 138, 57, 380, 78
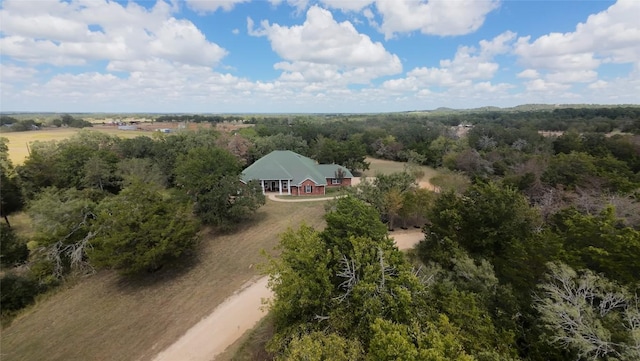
265, 186, 639, 360
250, 107, 639, 360
154, 114, 244, 123
0, 130, 265, 322
0, 114, 92, 131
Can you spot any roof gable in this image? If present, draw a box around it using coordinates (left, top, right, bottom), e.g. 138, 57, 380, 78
241, 150, 328, 185
316, 164, 354, 179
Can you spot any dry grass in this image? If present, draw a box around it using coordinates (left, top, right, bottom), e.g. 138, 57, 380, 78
363, 157, 440, 183
0, 127, 147, 165
0, 200, 327, 361
217, 314, 275, 361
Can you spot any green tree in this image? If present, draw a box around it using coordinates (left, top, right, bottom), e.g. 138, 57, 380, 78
249, 133, 309, 163
82, 155, 117, 192
0, 138, 24, 227
543, 152, 638, 193
368, 317, 475, 361
279, 332, 364, 361
0, 273, 41, 314
419, 182, 549, 295
116, 158, 167, 188
550, 206, 640, 286
174, 146, 264, 229
88, 181, 199, 275
267, 197, 430, 356
0, 165, 24, 228
0, 223, 28, 267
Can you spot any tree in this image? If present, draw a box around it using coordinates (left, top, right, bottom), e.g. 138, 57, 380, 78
266, 197, 430, 356
27, 187, 97, 278
536, 263, 640, 361
215, 132, 252, 165
248, 133, 309, 163
0, 223, 28, 267
82, 155, 117, 192
116, 158, 167, 188
174, 146, 264, 229
0, 137, 24, 227
368, 317, 475, 361
419, 182, 548, 294
88, 181, 199, 275
280, 332, 364, 361
322, 196, 388, 247
550, 206, 640, 286
0, 164, 24, 228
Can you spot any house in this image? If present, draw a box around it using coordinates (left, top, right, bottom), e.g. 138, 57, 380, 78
240, 150, 353, 196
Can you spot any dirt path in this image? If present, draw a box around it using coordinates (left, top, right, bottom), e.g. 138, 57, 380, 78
267, 193, 337, 202
152, 277, 272, 361
152, 230, 424, 361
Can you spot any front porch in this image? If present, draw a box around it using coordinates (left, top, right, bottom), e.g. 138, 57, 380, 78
260, 179, 292, 195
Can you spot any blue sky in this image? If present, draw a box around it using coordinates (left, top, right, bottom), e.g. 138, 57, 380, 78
1, 0, 638, 113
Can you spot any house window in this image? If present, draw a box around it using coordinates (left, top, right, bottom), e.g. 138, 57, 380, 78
305, 185, 312, 193
331, 178, 341, 185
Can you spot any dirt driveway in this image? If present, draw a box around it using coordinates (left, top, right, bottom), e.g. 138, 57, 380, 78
152, 230, 424, 361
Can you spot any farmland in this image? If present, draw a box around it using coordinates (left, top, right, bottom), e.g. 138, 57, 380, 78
1, 127, 143, 165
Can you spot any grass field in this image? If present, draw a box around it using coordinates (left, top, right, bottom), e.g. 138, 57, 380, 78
0, 200, 327, 361
363, 157, 440, 183
0, 127, 148, 165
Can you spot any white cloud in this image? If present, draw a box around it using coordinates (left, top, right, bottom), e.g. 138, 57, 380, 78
479, 31, 516, 57
546, 70, 597, 84
185, 0, 250, 13
0, 0, 227, 67
524, 79, 570, 92
383, 32, 514, 92
0, 63, 38, 83
268, 0, 309, 12
517, 69, 539, 79
515, 0, 640, 71
588, 80, 608, 90
248, 6, 401, 85
374, 0, 500, 38
319, 0, 375, 12
473, 81, 513, 93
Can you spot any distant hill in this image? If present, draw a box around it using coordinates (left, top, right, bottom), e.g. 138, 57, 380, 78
414, 103, 639, 114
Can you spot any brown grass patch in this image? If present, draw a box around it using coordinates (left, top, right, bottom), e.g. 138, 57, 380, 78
0, 128, 146, 165
363, 157, 440, 187
0, 200, 326, 361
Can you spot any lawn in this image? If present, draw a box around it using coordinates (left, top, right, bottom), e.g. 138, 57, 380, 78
0, 199, 327, 361
0, 127, 147, 165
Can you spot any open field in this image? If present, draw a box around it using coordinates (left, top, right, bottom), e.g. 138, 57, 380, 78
0, 127, 145, 165
1, 122, 249, 165
1, 200, 327, 361
363, 157, 440, 190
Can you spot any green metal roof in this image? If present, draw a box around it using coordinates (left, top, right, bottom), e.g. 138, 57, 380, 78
316, 164, 354, 179
241, 150, 352, 186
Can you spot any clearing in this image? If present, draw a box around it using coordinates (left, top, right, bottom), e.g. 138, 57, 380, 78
363, 157, 440, 191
